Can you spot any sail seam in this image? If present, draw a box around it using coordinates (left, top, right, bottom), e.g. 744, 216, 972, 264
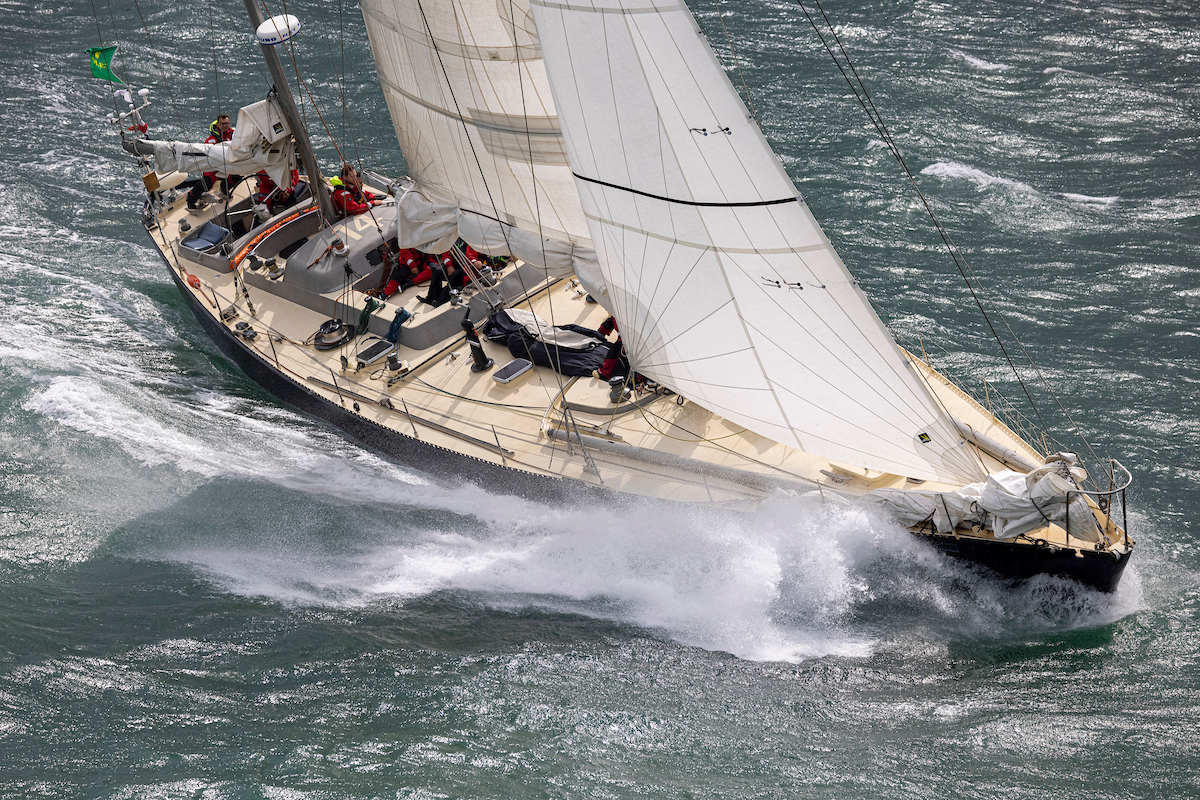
378, 77, 564, 138
362, 2, 540, 62
584, 211, 827, 255
574, 172, 798, 208
530, 0, 685, 16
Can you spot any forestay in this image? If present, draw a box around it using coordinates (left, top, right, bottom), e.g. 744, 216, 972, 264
529, 0, 981, 484
359, 0, 596, 275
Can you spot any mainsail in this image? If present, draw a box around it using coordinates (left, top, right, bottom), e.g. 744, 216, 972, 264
529, 0, 981, 484
359, 0, 597, 275
148, 98, 296, 187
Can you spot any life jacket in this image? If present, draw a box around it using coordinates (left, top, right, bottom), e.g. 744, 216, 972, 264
201, 122, 235, 179
204, 120, 234, 145
395, 248, 423, 270
331, 180, 374, 218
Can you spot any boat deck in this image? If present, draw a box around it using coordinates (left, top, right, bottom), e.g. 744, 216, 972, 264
145, 177, 1130, 558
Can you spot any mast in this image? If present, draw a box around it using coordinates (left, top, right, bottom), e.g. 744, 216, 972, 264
243, 0, 337, 224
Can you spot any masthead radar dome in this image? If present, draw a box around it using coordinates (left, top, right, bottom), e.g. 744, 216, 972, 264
256, 14, 301, 46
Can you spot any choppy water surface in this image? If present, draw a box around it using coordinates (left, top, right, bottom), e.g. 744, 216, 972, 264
0, 0, 1197, 796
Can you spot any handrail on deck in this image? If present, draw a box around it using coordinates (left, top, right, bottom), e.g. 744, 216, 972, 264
1066, 459, 1132, 549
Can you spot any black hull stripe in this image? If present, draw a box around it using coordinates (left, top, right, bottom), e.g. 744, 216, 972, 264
573, 173, 799, 208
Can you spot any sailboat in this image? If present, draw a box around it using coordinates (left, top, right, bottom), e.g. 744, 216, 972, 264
112, 0, 1133, 591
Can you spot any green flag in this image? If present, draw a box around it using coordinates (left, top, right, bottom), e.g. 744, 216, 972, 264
87, 46, 124, 84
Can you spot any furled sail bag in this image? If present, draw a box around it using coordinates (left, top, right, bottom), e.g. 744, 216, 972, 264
148, 98, 296, 188
871, 453, 1099, 541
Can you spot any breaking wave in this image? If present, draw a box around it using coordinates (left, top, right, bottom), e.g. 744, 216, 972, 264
920, 161, 1037, 193
142, 478, 1142, 663
1061, 192, 1119, 207
955, 51, 1012, 71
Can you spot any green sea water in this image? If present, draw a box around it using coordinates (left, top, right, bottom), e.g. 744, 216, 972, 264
0, 0, 1197, 796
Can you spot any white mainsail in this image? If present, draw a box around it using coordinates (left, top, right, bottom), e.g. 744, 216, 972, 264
529, 0, 981, 484
360, 0, 595, 272
148, 98, 296, 187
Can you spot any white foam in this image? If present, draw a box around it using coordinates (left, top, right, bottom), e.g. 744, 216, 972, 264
21, 376, 442, 508
956, 51, 1012, 71
1061, 192, 1119, 207
158, 485, 1139, 663
921, 161, 1037, 194
167, 493, 878, 660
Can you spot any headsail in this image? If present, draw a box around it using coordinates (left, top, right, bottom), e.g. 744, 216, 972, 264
359, 0, 595, 273
529, 0, 981, 484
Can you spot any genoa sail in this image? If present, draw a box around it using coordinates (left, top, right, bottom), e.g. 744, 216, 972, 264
359, 0, 597, 276
528, 0, 981, 484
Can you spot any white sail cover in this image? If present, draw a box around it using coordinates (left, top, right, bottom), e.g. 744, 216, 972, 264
872, 454, 1098, 541
360, 0, 594, 271
529, 0, 981, 484
148, 99, 295, 187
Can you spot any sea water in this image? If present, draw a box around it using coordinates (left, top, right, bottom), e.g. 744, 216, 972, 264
0, 0, 1196, 796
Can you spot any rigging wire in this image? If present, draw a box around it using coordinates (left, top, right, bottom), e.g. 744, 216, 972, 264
214, 1, 272, 89
339, 0, 356, 164
103, 0, 119, 42
409, 0, 570, 386
309, 0, 359, 164
793, 0, 1105, 467
713, 0, 759, 126
297, 35, 395, 251
87, 0, 122, 120
850, 18, 1098, 468
247, 7, 396, 302
412, 0, 516, 259
207, 0, 221, 118
633, 400, 819, 486
131, 0, 187, 136
508, 0, 571, 391
259, 0, 397, 239
262, 0, 350, 168
205, 0, 234, 237
411, 377, 551, 413
311, 0, 402, 176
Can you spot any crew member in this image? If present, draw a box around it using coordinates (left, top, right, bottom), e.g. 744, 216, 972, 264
419, 248, 474, 307
253, 168, 300, 215
593, 315, 626, 381
377, 246, 432, 298
331, 163, 377, 218
187, 114, 240, 210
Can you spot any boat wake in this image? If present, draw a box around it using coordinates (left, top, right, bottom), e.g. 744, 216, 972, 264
123, 458, 1141, 663
17, 358, 1140, 662
5, 242, 1142, 664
